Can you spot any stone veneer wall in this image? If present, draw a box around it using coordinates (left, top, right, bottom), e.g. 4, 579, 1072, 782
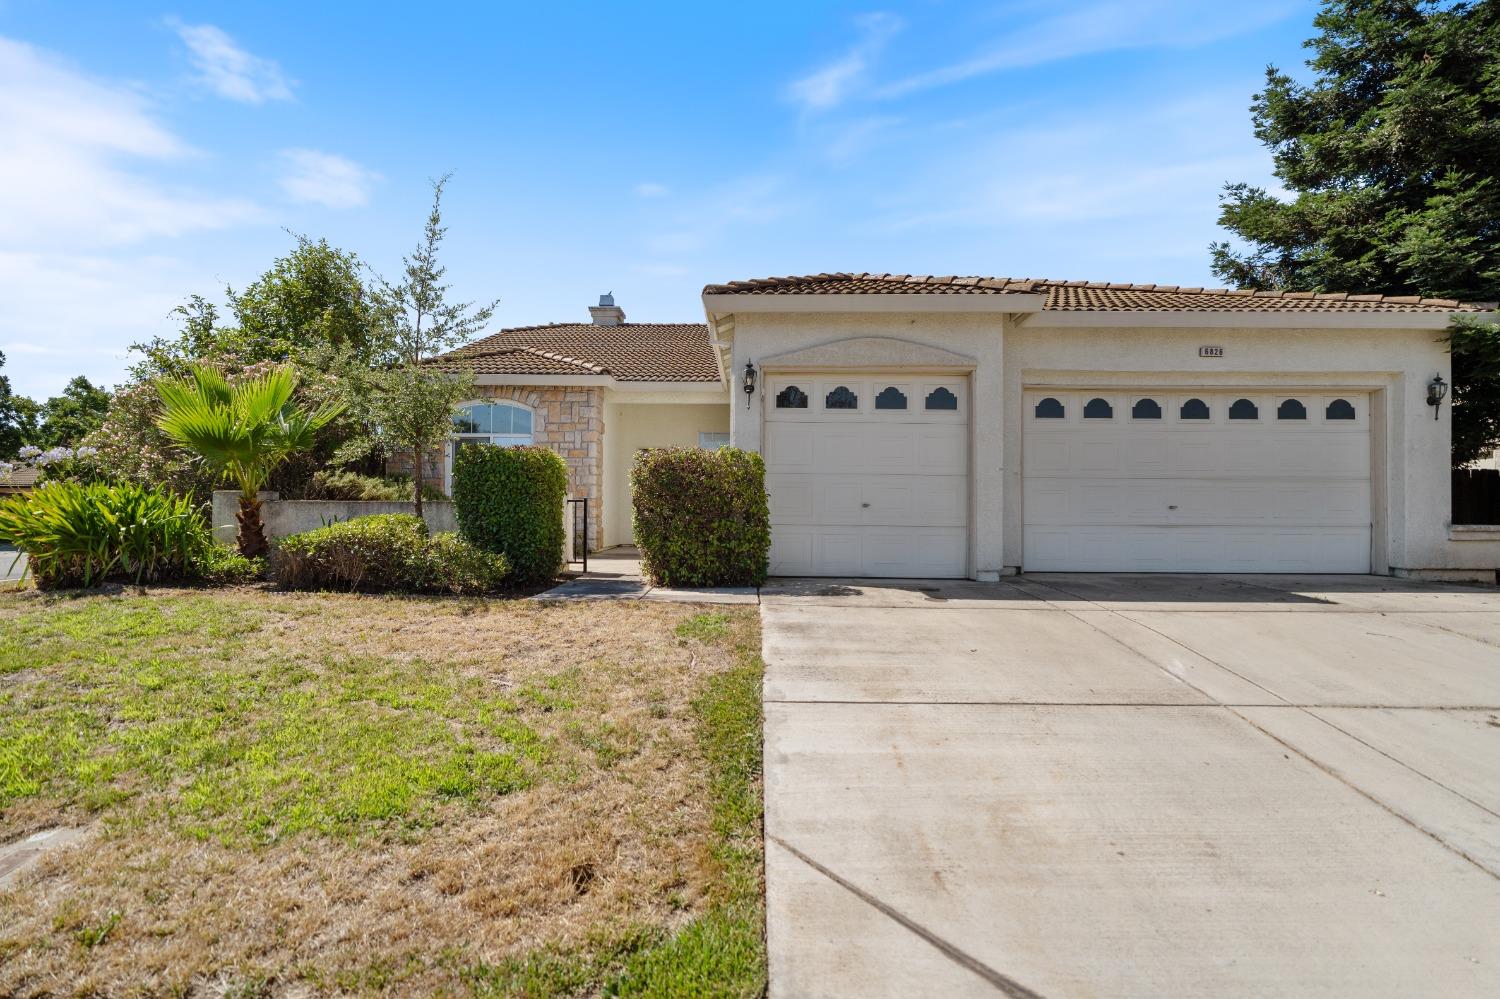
386, 385, 606, 550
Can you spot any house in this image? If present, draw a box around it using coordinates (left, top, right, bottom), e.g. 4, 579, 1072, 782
0, 465, 40, 496
407, 294, 729, 549
423, 275, 1500, 581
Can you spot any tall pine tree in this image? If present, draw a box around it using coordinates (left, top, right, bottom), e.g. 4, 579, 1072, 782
1212, 1, 1500, 464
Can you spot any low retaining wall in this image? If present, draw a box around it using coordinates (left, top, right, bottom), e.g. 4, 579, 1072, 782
211, 491, 456, 544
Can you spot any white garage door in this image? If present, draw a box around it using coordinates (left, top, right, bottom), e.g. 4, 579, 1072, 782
1023, 390, 1372, 573
766, 375, 969, 577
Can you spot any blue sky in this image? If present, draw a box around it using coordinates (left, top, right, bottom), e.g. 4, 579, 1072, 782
0, 0, 1322, 399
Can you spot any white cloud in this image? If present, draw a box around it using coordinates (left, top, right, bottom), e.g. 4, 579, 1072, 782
277, 149, 379, 209
875, 1, 1301, 99
633, 181, 669, 198
0, 36, 260, 248
0, 251, 200, 397
169, 19, 294, 104
786, 12, 903, 112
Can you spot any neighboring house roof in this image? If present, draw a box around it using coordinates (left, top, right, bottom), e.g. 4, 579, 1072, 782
429, 323, 720, 382
702, 273, 1499, 312
0, 466, 40, 491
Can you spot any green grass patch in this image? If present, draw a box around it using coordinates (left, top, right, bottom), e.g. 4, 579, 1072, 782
674, 611, 733, 643
0, 594, 547, 843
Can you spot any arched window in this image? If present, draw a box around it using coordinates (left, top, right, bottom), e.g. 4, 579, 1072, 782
1034, 397, 1065, 419
452, 400, 534, 445
1083, 397, 1114, 419
875, 386, 908, 410
825, 386, 859, 409
1228, 398, 1259, 420
925, 387, 958, 411
1277, 399, 1307, 421
1131, 398, 1162, 420
1180, 398, 1211, 420
449, 400, 535, 494
776, 385, 808, 409
1326, 398, 1357, 420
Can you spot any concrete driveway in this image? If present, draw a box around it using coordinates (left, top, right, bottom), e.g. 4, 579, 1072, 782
761, 573, 1500, 998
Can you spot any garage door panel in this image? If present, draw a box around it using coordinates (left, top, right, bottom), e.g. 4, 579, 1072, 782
768, 378, 969, 577
1024, 390, 1371, 573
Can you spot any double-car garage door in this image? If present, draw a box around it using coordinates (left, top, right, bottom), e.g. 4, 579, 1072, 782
1023, 389, 1372, 573
763, 377, 1373, 577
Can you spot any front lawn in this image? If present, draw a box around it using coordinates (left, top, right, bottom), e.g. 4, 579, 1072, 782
0, 588, 764, 997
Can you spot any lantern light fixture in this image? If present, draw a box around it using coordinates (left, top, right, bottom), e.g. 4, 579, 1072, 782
742, 360, 758, 408
1426, 373, 1447, 420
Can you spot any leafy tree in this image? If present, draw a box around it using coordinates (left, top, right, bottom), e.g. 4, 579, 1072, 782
338, 175, 496, 517
0, 351, 40, 459
229, 235, 379, 363
1211, 0, 1500, 463
156, 365, 344, 557
130, 237, 378, 382
36, 376, 111, 448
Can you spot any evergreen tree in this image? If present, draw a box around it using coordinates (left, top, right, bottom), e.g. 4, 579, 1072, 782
1212, 1, 1500, 463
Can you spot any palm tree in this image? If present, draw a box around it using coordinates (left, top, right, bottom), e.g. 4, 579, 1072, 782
157, 365, 344, 557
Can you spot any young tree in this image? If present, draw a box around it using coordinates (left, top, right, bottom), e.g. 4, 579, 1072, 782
1211, 0, 1500, 463
342, 175, 496, 517
36, 376, 111, 448
156, 365, 344, 557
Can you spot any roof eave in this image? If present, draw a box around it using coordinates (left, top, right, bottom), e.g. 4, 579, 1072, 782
700, 292, 1046, 315
1026, 310, 1476, 330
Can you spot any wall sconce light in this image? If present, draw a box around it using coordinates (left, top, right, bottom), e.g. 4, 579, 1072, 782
1427, 373, 1448, 421
742, 360, 757, 408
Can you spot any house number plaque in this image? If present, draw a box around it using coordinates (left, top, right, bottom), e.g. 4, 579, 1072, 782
1199, 345, 1224, 358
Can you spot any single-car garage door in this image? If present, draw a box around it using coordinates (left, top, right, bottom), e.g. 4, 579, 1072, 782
1023, 389, 1371, 573
766, 374, 969, 577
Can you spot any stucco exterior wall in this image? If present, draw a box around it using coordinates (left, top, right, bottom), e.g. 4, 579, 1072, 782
601, 402, 732, 547
725, 310, 1500, 578
728, 311, 1006, 577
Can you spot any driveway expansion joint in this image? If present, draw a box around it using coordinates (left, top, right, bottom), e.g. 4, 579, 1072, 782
770, 835, 1047, 999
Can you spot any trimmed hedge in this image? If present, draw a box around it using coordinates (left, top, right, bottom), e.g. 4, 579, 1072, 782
272, 513, 509, 594
452, 444, 567, 585
631, 447, 769, 587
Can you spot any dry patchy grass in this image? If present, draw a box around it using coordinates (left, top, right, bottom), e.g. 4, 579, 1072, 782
0, 588, 764, 996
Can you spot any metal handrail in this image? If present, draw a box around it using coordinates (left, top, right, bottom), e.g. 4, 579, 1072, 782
565, 497, 588, 573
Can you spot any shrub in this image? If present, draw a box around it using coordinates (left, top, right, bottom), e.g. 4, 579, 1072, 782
302, 468, 445, 502
189, 544, 265, 585
272, 513, 508, 594
452, 445, 567, 585
631, 448, 769, 587
416, 532, 511, 594
0, 481, 212, 589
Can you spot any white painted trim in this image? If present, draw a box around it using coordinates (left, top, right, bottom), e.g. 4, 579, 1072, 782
701, 293, 1045, 315
1450, 525, 1500, 542
1026, 311, 1462, 329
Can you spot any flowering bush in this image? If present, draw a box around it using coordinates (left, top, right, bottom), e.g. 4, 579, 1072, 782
1, 446, 103, 488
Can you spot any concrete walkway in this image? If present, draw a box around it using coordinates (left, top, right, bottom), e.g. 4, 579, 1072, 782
1, 547, 26, 585
534, 546, 758, 604
762, 573, 1500, 998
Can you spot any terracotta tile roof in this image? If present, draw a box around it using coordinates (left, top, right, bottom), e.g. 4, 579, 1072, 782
429, 323, 719, 382
0, 466, 40, 490
703, 273, 1499, 312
